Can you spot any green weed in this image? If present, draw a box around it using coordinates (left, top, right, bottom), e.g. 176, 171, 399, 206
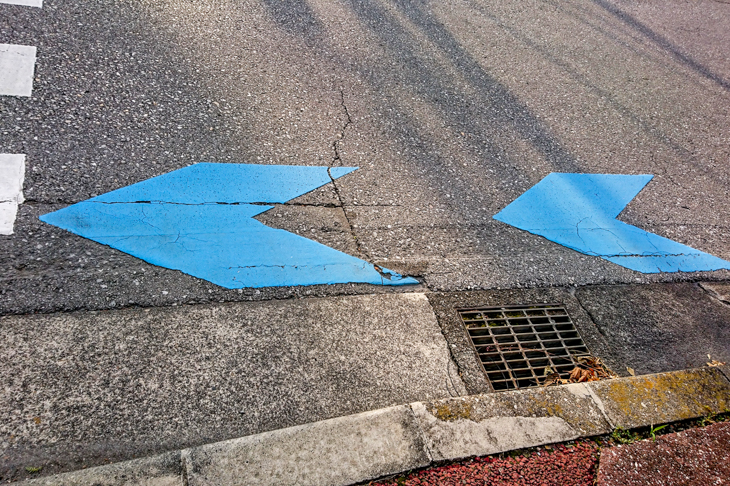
649, 424, 668, 441
611, 427, 639, 445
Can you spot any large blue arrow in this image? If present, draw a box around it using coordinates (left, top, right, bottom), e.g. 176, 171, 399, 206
494, 173, 730, 274
40, 163, 418, 288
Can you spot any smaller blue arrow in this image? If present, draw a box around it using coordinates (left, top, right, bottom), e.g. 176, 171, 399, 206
494, 173, 730, 274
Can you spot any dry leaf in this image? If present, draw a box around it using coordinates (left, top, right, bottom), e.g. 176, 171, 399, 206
627, 367, 636, 376
578, 369, 592, 382
707, 355, 726, 367
541, 356, 618, 387
542, 372, 561, 386
569, 367, 582, 381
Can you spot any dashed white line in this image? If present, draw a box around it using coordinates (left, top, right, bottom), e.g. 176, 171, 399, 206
1, 1, 38, 235
0, 0, 42, 6
0, 44, 37, 97
0, 154, 26, 235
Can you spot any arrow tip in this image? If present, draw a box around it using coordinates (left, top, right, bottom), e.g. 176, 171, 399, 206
329, 167, 358, 179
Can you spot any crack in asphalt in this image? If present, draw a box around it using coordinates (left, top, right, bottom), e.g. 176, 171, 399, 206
570, 287, 609, 341
324, 93, 419, 284
324, 91, 374, 266
698, 283, 730, 308
603, 253, 701, 258
331, 88, 353, 168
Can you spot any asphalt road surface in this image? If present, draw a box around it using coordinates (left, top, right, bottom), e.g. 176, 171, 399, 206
2, 0, 729, 314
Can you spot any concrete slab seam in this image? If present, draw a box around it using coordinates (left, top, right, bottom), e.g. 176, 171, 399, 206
444, 357, 466, 398
180, 449, 191, 486
584, 383, 615, 429
427, 298, 471, 399
698, 282, 730, 307
407, 403, 435, 464
717, 365, 730, 388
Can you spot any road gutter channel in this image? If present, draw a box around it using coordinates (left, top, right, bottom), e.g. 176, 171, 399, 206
19, 367, 730, 486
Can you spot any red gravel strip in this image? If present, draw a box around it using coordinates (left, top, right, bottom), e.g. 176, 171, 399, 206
597, 421, 730, 486
373, 441, 599, 486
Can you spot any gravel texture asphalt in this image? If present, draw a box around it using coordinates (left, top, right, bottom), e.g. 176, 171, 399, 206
2, 0, 730, 313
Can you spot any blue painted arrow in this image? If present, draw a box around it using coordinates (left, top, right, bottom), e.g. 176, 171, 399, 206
494, 173, 730, 273
40, 163, 418, 288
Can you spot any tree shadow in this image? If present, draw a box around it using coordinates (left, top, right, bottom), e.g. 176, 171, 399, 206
593, 0, 730, 92
260, 0, 324, 41
342, 0, 582, 175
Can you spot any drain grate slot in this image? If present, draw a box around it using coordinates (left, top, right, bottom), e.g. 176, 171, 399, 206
459, 304, 591, 391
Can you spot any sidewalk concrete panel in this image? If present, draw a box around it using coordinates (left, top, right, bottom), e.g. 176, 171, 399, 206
575, 283, 730, 375
0, 293, 463, 480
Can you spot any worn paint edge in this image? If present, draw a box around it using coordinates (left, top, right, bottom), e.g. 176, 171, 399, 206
0, 153, 26, 235
0, 0, 43, 7
18, 368, 730, 486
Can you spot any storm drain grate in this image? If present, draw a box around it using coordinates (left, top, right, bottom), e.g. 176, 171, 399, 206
459, 304, 591, 391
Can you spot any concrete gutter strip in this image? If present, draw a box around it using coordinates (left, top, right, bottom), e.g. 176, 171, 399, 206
587, 368, 730, 429
19, 406, 431, 486
15, 452, 184, 486
411, 382, 612, 462
182, 405, 431, 486
19, 368, 730, 486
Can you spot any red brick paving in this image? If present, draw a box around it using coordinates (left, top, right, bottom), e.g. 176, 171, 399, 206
372, 423, 730, 486
373, 441, 599, 486
597, 422, 730, 486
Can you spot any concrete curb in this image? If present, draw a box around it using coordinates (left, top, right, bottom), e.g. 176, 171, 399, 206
19, 368, 730, 486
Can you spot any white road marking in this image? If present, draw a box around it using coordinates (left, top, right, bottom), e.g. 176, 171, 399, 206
0, 44, 37, 97
0, 154, 26, 235
0, 0, 42, 6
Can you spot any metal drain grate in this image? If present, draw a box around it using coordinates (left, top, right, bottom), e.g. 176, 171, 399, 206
459, 304, 590, 391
